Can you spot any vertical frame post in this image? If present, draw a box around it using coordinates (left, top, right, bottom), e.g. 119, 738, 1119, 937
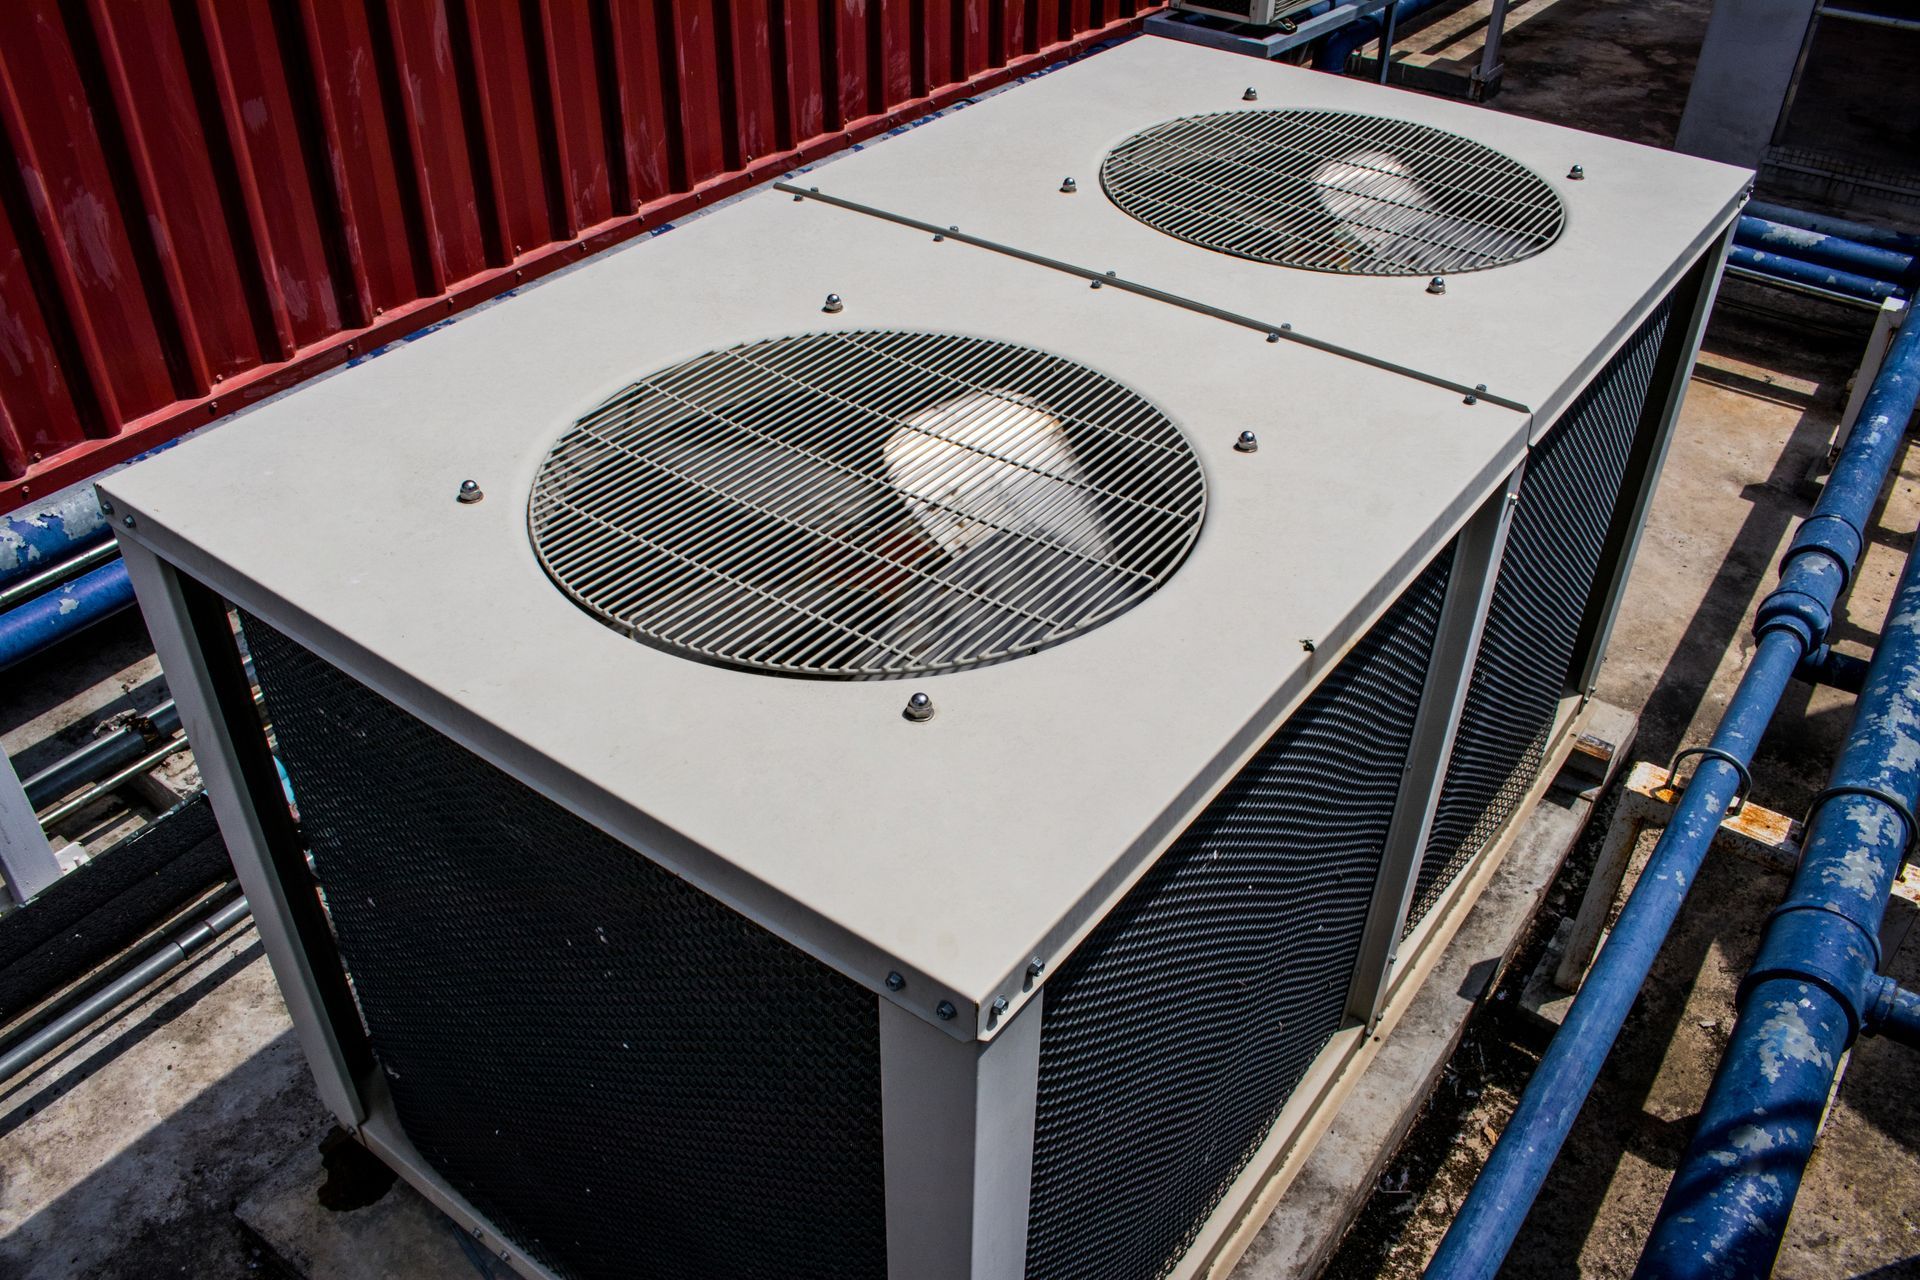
1345, 468, 1524, 1027
880, 993, 1042, 1280
1570, 234, 1732, 700
1, 754, 66, 904
117, 536, 373, 1125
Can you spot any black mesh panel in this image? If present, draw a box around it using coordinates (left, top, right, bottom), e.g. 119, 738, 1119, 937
1025, 547, 1454, 1280
242, 615, 886, 1280
1406, 303, 1674, 927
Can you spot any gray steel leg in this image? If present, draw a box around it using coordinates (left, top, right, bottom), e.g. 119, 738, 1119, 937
0, 753, 65, 904
1345, 468, 1523, 1027
117, 536, 371, 1126
1674, 0, 1819, 165
880, 992, 1042, 1280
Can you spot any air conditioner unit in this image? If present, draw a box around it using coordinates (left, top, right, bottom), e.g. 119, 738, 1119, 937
103, 36, 1745, 1280
1172, 0, 1295, 27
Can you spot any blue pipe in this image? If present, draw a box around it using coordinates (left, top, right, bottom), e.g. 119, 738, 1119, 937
1747, 199, 1920, 259
1637, 532, 1920, 1279
1726, 244, 1904, 303
0, 486, 110, 592
1734, 215, 1915, 286
0, 559, 135, 672
1864, 975, 1920, 1050
1425, 291, 1920, 1280
1313, 0, 1448, 71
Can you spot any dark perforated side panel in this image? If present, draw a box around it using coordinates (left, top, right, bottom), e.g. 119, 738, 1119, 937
1025, 548, 1454, 1280
1406, 302, 1674, 928
242, 615, 886, 1280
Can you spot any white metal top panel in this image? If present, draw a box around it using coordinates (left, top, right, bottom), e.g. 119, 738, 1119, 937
799, 36, 1749, 432
103, 164, 1526, 1041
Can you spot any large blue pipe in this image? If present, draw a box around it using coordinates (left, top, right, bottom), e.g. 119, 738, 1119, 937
0, 486, 110, 592
1726, 244, 1904, 303
0, 559, 135, 672
1425, 298, 1920, 1280
1637, 532, 1920, 1278
1747, 199, 1920, 259
1735, 214, 1915, 286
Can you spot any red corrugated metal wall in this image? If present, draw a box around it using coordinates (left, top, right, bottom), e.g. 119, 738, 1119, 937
0, 1, 1151, 510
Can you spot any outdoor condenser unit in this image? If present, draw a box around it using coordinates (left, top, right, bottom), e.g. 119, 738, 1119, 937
103, 37, 1745, 1280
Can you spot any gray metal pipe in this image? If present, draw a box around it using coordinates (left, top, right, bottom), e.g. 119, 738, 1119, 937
0, 893, 253, 1086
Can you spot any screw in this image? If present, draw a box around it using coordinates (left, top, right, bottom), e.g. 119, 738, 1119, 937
933, 232, 944, 242
1060, 177, 1078, 193
1568, 164, 1584, 180
989, 996, 1010, 1026
97, 496, 114, 515
904, 691, 935, 722
1281, 322, 1293, 331
122, 513, 136, 528
1278, 16, 1298, 31
1508, 491, 1521, 506
1090, 279, 1102, 289
886, 971, 906, 991
1427, 276, 1446, 295
1267, 331, 1281, 343
1243, 86, 1259, 101
936, 1000, 957, 1021
1300, 638, 1317, 652
1463, 383, 1486, 405
1235, 430, 1259, 453
1025, 958, 1046, 989
823, 293, 844, 314
457, 479, 484, 504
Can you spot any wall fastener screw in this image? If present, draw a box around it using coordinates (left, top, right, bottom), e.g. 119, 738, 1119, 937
1235, 430, 1259, 453
122, 513, 135, 528
1025, 958, 1046, 988
823, 293, 844, 314
457, 479, 484, 504
1427, 276, 1447, 295
1267, 331, 1281, 343
886, 971, 906, 991
1300, 638, 1317, 652
936, 1001, 957, 1021
1463, 383, 1486, 405
989, 996, 1010, 1026
1242, 86, 1259, 101
1060, 177, 1078, 193
1568, 164, 1585, 180
904, 691, 935, 722
97, 496, 114, 515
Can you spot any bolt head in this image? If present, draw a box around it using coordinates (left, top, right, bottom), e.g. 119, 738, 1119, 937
1060, 177, 1078, 193
457, 479, 484, 504
1300, 638, 1317, 652
989, 996, 1010, 1024
122, 513, 135, 527
1568, 164, 1585, 180
823, 293, 844, 313
97, 496, 114, 515
1243, 86, 1259, 101
1235, 430, 1259, 453
1427, 276, 1447, 294
1266, 331, 1281, 343
886, 971, 906, 991
904, 691, 935, 722
936, 1000, 957, 1021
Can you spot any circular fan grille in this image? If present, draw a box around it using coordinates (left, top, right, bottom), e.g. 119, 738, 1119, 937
1101, 109, 1566, 275
529, 331, 1207, 679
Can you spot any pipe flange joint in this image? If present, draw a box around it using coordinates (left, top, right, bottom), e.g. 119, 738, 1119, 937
1782, 513, 1864, 591
1744, 908, 1880, 1039
1753, 589, 1831, 651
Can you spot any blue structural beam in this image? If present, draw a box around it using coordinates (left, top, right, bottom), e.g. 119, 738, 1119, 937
1637, 525, 1920, 1279
0, 559, 135, 673
1425, 284, 1920, 1280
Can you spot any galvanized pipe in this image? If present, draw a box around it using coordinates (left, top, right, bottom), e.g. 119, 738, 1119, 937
1637, 528, 1920, 1279
0, 892, 253, 1086
1425, 291, 1920, 1280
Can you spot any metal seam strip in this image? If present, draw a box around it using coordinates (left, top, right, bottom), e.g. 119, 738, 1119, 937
774, 181, 1534, 414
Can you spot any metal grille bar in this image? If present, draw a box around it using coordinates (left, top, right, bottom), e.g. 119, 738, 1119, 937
529, 331, 1206, 679
1102, 110, 1566, 275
